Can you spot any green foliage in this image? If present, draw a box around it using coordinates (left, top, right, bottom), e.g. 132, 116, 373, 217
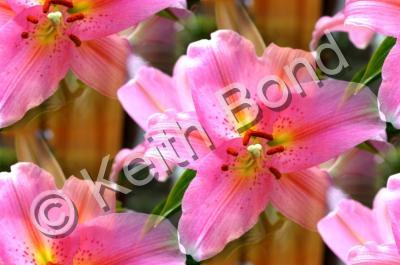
349, 37, 396, 93
152, 169, 197, 218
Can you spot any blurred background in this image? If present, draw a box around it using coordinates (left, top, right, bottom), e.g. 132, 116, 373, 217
1, 0, 398, 264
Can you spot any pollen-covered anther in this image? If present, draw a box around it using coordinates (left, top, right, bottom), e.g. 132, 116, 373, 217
266, 146, 285, 155
26, 15, 39, 24
43, 0, 51, 13
226, 147, 239, 157
69, 34, 82, 47
21, 32, 29, 39
269, 167, 282, 180
242, 129, 273, 146
66, 13, 85, 23
51, 0, 73, 8
221, 164, 229, 171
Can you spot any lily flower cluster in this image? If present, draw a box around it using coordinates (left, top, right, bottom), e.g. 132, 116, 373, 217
1, 0, 400, 264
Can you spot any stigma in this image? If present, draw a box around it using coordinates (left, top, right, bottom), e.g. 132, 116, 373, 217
247, 144, 263, 158
47, 11, 63, 26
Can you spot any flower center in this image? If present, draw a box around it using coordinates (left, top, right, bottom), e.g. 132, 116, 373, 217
47, 11, 62, 26
247, 144, 263, 158
20, 0, 85, 47
221, 130, 286, 179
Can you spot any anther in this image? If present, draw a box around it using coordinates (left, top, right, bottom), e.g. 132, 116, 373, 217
226, 147, 239, 157
221, 164, 229, 171
43, 0, 51, 13
69, 34, 82, 47
51, 0, 73, 8
21, 32, 29, 39
269, 167, 282, 180
250, 131, 273, 141
27, 15, 39, 24
243, 130, 253, 146
243, 130, 273, 146
266, 146, 285, 155
66, 13, 85, 23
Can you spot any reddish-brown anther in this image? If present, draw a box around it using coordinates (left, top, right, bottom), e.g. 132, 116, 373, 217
69, 34, 82, 47
226, 147, 239, 157
42, 0, 51, 13
266, 146, 285, 155
51, 0, 73, 8
27, 15, 39, 24
269, 167, 282, 180
66, 13, 85, 23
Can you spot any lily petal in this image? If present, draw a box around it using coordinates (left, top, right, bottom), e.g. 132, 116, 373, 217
0, 14, 72, 128
5, 0, 39, 13
62, 176, 116, 223
178, 138, 272, 261
70, 0, 184, 40
0, 163, 77, 264
187, 30, 270, 144
387, 174, 400, 250
264, 42, 317, 85
117, 66, 182, 130
0, 0, 13, 27
267, 79, 385, 173
378, 41, 400, 128
344, 0, 400, 37
348, 243, 400, 265
310, 11, 374, 50
318, 199, 381, 262
71, 35, 130, 98
373, 188, 395, 244
74, 212, 185, 265
270, 167, 330, 230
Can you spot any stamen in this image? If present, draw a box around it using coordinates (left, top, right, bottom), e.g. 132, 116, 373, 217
69, 34, 82, 47
66, 13, 85, 23
250, 131, 273, 141
43, 0, 51, 13
27, 15, 39, 24
269, 167, 282, 180
242, 130, 253, 146
266, 146, 285, 155
21, 32, 29, 39
226, 147, 239, 157
51, 0, 73, 8
221, 164, 229, 171
243, 129, 273, 146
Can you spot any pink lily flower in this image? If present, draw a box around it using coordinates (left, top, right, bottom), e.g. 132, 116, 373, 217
0, 0, 184, 128
310, 10, 374, 50
327, 141, 393, 203
175, 30, 385, 261
112, 57, 213, 181
0, 162, 185, 264
318, 173, 400, 264
311, 0, 400, 128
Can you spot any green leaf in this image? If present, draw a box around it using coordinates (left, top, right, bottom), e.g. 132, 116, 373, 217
145, 169, 196, 231
348, 37, 396, 94
157, 9, 180, 22
153, 169, 196, 217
